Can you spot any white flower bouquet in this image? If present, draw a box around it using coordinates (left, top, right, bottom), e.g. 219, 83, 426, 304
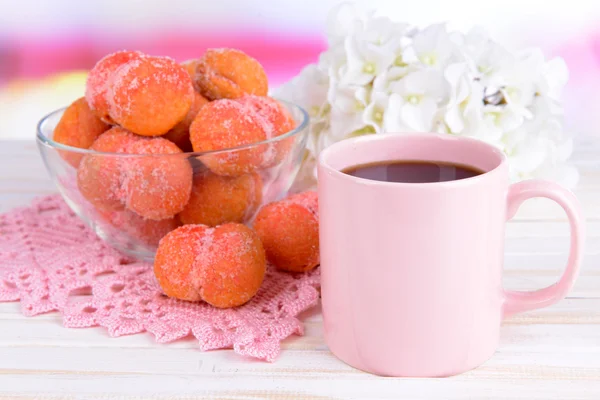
276, 2, 577, 190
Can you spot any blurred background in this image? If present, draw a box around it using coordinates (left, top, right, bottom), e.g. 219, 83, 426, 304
0, 0, 598, 140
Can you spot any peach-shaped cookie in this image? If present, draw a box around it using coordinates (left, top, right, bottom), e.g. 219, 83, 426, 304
181, 59, 199, 80
235, 95, 294, 136
154, 223, 266, 308
163, 91, 209, 152
190, 99, 269, 176
178, 170, 262, 226
53, 97, 109, 167
77, 127, 138, 211
253, 191, 319, 272
234, 95, 296, 167
154, 224, 207, 301
107, 56, 194, 136
195, 48, 268, 100
199, 223, 266, 308
85, 50, 144, 122
122, 137, 193, 220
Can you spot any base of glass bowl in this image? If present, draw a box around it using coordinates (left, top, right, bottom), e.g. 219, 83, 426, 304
94, 228, 156, 263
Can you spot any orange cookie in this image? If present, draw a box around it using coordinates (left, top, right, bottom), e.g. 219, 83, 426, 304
190, 99, 269, 176
178, 170, 262, 226
181, 59, 199, 80
76, 127, 138, 211
253, 191, 319, 272
235, 95, 294, 136
163, 91, 209, 152
122, 137, 193, 220
85, 50, 144, 122
107, 56, 194, 136
195, 48, 268, 100
154, 224, 207, 301
234, 95, 296, 167
154, 223, 266, 308
78, 129, 193, 218
53, 97, 109, 167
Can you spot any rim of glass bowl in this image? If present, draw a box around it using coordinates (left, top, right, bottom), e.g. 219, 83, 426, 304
36, 99, 309, 157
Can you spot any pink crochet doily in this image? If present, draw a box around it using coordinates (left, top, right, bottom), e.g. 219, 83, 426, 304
0, 195, 320, 362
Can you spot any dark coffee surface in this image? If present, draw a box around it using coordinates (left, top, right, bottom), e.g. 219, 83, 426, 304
342, 160, 484, 183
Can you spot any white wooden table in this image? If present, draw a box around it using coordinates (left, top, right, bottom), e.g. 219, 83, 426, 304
0, 139, 599, 400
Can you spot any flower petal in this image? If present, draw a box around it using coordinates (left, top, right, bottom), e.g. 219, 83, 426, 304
400, 98, 437, 131
383, 93, 407, 132
326, 2, 365, 46
329, 107, 365, 139
375, 66, 412, 93
362, 91, 389, 133
398, 70, 448, 99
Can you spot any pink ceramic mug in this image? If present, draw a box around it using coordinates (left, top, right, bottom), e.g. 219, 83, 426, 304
317, 133, 584, 377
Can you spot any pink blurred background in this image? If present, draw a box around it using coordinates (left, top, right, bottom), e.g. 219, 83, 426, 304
1, 0, 599, 139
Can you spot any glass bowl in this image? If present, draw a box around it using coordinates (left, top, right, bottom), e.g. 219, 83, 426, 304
36, 101, 309, 262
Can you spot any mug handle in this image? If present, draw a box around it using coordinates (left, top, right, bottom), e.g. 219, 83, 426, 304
503, 179, 585, 318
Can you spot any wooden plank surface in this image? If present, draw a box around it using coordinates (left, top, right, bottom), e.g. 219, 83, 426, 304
0, 139, 599, 399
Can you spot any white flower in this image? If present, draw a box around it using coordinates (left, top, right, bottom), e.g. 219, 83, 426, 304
326, 2, 408, 50
325, 2, 368, 47
341, 35, 395, 85
404, 23, 459, 68
356, 16, 408, 51
328, 85, 370, 139
384, 70, 449, 132
460, 26, 492, 61
467, 37, 514, 88
521, 95, 562, 135
326, 2, 408, 87
504, 122, 574, 185
363, 91, 389, 133
318, 42, 346, 72
482, 105, 523, 139
276, 4, 577, 190
497, 49, 548, 119
512, 49, 568, 101
504, 129, 548, 178
443, 62, 484, 133
373, 66, 412, 93
274, 65, 329, 119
